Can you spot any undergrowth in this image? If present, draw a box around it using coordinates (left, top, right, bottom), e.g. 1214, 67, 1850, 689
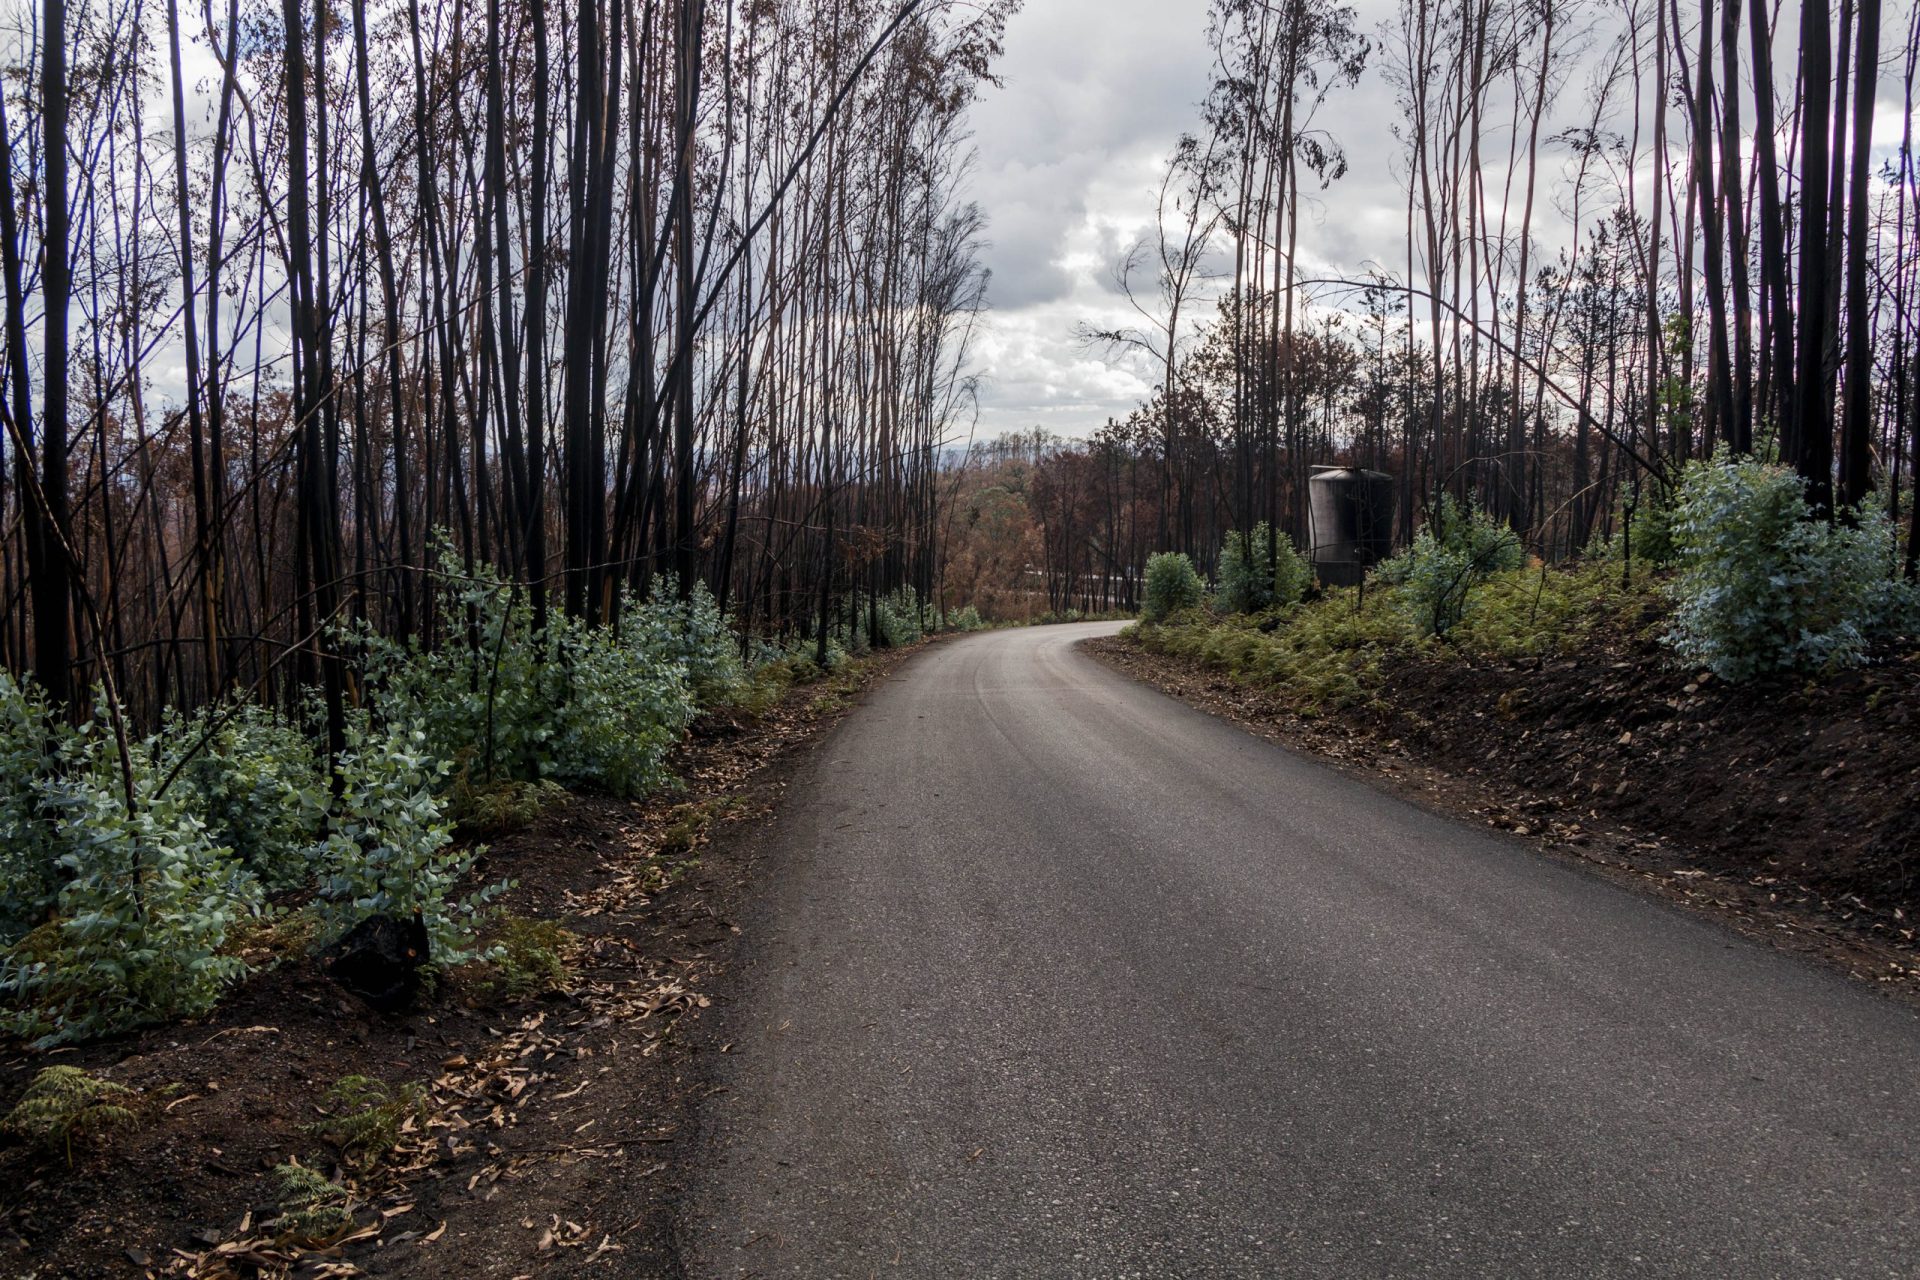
1131, 457, 1916, 704
272, 1160, 357, 1242
1132, 555, 1654, 713
0, 530, 969, 1048
473, 916, 577, 1001
304, 1075, 427, 1169
1, 1065, 144, 1166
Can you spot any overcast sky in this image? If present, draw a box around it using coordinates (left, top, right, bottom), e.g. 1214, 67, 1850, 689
960, 0, 1915, 445
962, 0, 1444, 443
965, 0, 1217, 443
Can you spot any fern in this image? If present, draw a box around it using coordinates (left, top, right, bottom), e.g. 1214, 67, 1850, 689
2, 1065, 141, 1166
478, 916, 577, 1001
273, 1160, 356, 1241
304, 1075, 427, 1168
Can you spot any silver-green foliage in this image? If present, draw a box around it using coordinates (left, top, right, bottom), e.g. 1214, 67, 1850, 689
0, 693, 496, 1043
158, 704, 328, 893
622, 578, 748, 704
1, 700, 255, 1046
1375, 497, 1525, 636
1664, 455, 1916, 681
314, 721, 503, 963
0, 673, 67, 941
1144, 552, 1206, 622
357, 549, 703, 799
0, 541, 758, 1044
1214, 523, 1312, 615
866, 588, 927, 648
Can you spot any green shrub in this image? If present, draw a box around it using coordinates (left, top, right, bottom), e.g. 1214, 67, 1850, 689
873, 588, 927, 648
621, 578, 747, 704
1214, 523, 1311, 615
357, 547, 697, 799
313, 721, 504, 964
1143, 552, 1205, 622
1, 708, 256, 1047
2, 1065, 142, 1165
942, 604, 988, 632
1375, 496, 1524, 636
0, 673, 68, 943
1664, 455, 1917, 681
158, 704, 328, 893
545, 621, 696, 797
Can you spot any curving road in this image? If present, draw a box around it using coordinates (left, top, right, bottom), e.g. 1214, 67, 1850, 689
680, 622, 1920, 1278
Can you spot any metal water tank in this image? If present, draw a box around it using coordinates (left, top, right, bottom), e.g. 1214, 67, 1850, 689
1307, 467, 1395, 586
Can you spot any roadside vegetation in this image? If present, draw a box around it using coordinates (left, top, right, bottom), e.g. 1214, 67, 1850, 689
1128, 457, 1916, 717
0, 572, 981, 1052
0, 586, 948, 1273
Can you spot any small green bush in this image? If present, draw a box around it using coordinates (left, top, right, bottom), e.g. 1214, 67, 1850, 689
866, 587, 927, 648
621, 578, 748, 704
158, 704, 328, 893
0, 673, 68, 943
313, 722, 504, 964
545, 623, 696, 798
1, 705, 256, 1047
1664, 455, 1916, 681
1214, 523, 1312, 615
1375, 496, 1524, 636
1143, 552, 1206, 622
357, 546, 697, 799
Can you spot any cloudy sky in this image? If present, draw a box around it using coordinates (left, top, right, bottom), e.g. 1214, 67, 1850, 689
962, 0, 1409, 443
958, 0, 1914, 445
964, 0, 1218, 442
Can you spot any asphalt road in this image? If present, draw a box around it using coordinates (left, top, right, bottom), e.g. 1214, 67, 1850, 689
681, 622, 1920, 1278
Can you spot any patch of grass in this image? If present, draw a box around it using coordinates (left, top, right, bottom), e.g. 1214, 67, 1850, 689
272, 1160, 356, 1242
657, 795, 738, 859
304, 1075, 427, 1169
1132, 559, 1665, 712
1447, 559, 1655, 659
446, 773, 569, 838
1, 1066, 143, 1167
474, 915, 577, 1001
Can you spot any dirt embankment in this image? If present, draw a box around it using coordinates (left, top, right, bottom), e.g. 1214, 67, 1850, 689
0, 647, 921, 1280
1088, 631, 1920, 1000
